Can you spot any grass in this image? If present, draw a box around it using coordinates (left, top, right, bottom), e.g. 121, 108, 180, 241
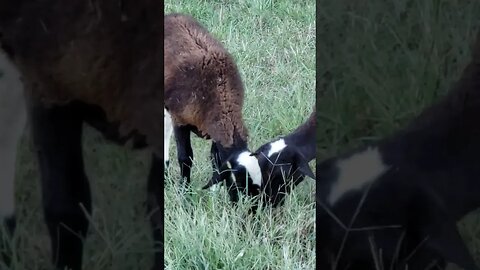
317, 0, 480, 268
164, 1, 315, 269
0, 0, 315, 270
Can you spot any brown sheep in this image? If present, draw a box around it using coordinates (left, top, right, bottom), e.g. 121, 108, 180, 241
1, 1, 163, 269
164, 14, 261, 190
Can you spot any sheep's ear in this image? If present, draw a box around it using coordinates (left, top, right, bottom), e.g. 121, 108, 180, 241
299, 159, 315, 180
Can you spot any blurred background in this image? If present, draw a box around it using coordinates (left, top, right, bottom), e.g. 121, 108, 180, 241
317, 0, 480, 266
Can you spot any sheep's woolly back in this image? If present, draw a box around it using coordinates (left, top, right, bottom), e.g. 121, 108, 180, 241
164, 14, 248, 147
0, 0, 164, 149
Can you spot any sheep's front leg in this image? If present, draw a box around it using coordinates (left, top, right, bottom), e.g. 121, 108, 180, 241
208, 142, 222, 187
164, 108, 173, 178
174, 126, 193, 187
0, 115, 24, 266
147, 153, 164, 270
0, 56, 28, 266
30, 100, 91, 270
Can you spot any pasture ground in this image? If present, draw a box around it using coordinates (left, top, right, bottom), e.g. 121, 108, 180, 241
164, 1, 316, 269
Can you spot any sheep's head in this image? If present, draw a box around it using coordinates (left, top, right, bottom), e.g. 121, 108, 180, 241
251, 138, 315, 206
202, 151, 263, 203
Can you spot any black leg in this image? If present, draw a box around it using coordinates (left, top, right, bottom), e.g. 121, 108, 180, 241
147, 154, 164, 270
174, 126, 193, 187
29, 100, 91, 270
3, 217, 15, 238
0, 99, 24, 267
1, 216, 16, 267
164, 160, 170, 184
209, 142, 222, 186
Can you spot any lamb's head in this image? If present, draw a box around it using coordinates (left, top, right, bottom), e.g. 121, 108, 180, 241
201, 137, 315, 207
251, 138, 315, 206
202, 150, 263, 203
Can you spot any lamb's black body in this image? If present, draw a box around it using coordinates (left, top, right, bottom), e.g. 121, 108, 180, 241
280, 109, 317, 162
248, 109, 316, 207
202, 109, 316, 211
317, 32, 480, 270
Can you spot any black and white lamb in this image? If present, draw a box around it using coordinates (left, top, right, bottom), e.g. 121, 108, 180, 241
317, 30, 480, 270
203, 108, 316, 208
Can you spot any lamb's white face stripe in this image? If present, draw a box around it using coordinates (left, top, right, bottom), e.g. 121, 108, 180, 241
164, 108, 173, 163
267, 139, 287, 157
237, 151, 262, 186
328, 147, 390, 205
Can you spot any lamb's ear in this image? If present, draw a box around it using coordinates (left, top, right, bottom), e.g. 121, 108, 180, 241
298, 158, 315, 180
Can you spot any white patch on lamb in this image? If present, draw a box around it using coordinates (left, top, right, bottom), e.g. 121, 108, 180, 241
328, 147, 390, 204
237, 151, 262, 187
267, 138, 287, 158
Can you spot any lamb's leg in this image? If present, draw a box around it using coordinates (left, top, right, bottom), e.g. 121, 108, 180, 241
174, 126, 193, 187
30, 100, 91, 270
0, 51, 28, 266
0, 120, 25, 266
164, 109, 173, 178
147, 153, 164, 270
0, 110, 24, 266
